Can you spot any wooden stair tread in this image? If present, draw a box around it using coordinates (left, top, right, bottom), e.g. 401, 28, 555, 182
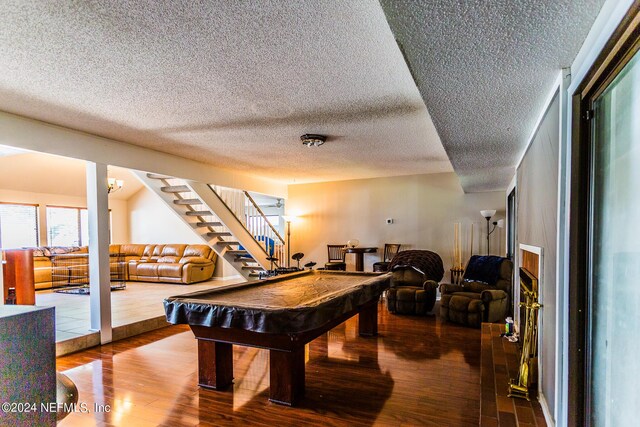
206, 231, 232, 237
216, 241, 239, 246
161, 185, 189, 193
147, 173, 174, 180
227, 250, 248, 255
186, 210, 213, 216
197, 222, 223, 227
174, 199, 202, 205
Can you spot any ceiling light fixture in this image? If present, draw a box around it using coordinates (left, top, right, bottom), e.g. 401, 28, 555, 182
300, 134, 326, 147
107, 178, 124, 194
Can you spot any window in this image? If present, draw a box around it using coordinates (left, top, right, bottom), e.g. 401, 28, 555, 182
46, 206, 87, 247
265, 215, 280, 228
46, 206, 112, 246
0, 203, 39, 249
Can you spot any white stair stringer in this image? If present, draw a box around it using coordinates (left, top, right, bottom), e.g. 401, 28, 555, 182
132, 171, 269, 280
184, 180, 272, 271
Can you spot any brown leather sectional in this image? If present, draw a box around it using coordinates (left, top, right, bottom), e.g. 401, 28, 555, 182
127, 244, 216, 284
32, 244, 217, 289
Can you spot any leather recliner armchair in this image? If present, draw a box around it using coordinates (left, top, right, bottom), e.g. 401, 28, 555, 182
439, 255, 513, 328
386, 250, 444, 315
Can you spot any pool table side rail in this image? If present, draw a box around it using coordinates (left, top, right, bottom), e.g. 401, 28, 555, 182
164, 272, 390, 335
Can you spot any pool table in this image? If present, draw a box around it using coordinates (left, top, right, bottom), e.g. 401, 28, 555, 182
164, 270, 390, 405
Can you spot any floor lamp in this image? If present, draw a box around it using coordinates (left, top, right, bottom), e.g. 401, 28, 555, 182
282, 216, 296, 268
480, 210, 497, 255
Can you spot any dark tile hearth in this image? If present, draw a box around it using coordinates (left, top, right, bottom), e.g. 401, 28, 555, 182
481, 323, 548, 426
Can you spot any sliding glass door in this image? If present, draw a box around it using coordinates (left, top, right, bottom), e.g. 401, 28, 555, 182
588, 49, 640, 425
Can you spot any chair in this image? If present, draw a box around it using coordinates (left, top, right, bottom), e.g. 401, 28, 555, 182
325, 244, 346, 271
373, 244, 401, 272
386, 250, 444, 315
439, 255, 513, 328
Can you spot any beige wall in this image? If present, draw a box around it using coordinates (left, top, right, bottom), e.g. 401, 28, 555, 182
287, 172, 505, 274
126, 187, 237, 278
517, 93, 560, 416
0, 188, 128, 245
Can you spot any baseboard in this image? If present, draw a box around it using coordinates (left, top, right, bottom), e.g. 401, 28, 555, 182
538, 392, 555, 427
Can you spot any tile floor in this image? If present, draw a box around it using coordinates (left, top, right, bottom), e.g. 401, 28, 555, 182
35, 278, 242, 354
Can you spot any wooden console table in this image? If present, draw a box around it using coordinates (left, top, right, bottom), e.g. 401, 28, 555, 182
344, 247, 378, 271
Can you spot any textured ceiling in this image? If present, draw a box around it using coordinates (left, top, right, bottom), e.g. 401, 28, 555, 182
381, 0, 606, 192
0, 0, 451, 185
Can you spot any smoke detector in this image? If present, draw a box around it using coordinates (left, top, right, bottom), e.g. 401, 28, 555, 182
300, 134, 326, 147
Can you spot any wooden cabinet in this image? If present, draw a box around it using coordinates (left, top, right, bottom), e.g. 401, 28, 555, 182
2, 249, 35, 305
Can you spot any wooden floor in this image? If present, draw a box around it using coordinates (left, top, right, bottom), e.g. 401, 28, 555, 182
57, 301, 483, 426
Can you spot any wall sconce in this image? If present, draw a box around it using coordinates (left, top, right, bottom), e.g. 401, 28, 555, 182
480, 209, 497, 255
107, 178, 124, 194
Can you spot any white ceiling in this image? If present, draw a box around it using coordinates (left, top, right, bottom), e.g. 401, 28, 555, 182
0, 1, 608, 192
0, 0, 451, 186
0, 151, 143, 200
381, 0, 606, 192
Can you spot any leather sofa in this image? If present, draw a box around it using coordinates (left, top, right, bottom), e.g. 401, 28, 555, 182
127, 244, 215, 284
30, 244, 217, 289
33, 246, 88, 290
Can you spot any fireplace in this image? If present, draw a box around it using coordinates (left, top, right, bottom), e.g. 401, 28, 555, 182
516, 244, 542, 331
513, 244, 543, 398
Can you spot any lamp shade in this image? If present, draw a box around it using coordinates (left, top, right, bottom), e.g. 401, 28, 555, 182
480, 209, 496, 219
107, 178, 124, 194
497, 219, 505, 228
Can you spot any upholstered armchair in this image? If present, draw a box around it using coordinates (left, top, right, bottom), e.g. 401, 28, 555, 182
439, 255, 513, 328
386, 250, 444, 315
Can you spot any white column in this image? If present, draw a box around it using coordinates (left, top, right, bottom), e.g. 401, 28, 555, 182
86, 162, 112, 343
0, 254, 4, 304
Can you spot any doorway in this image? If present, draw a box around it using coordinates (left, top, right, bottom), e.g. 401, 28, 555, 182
506, 187, 516, 261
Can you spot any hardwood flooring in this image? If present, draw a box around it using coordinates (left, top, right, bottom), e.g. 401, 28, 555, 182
57, 301, 483, 426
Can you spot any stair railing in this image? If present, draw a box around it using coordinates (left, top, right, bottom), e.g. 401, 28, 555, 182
209, 185, 286, 267
242, 191, 286, 265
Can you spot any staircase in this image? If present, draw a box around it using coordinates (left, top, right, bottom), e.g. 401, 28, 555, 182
133, 172, 285, 280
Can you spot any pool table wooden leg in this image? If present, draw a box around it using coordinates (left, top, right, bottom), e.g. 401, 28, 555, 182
197, 340, 233, 390
269, 347, 305, 406
359, 300, 378, 336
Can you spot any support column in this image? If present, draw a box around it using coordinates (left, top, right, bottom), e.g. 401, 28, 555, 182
86, 162, 112, 344
0, 252, 4, 303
